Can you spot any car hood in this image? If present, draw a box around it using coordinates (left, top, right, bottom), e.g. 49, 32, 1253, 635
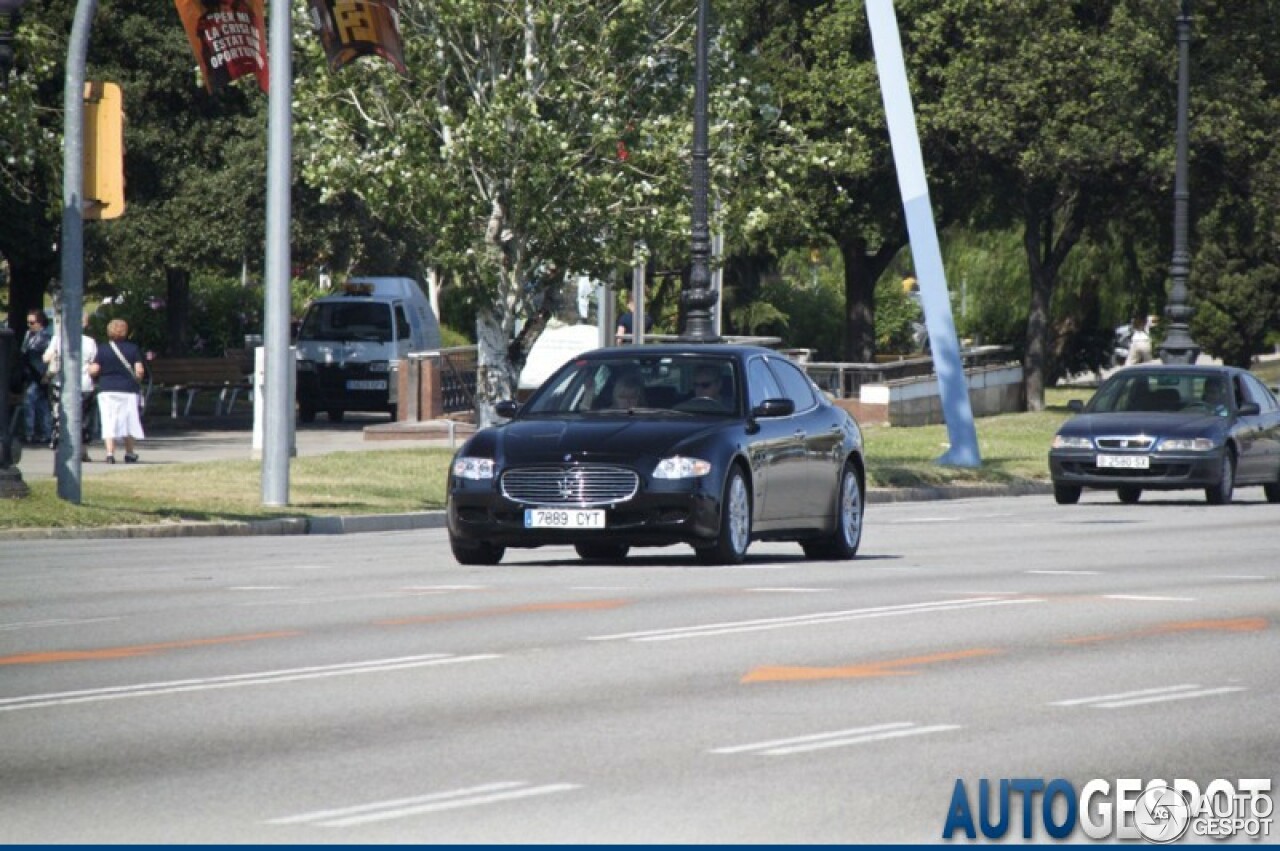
496, 416, 726, 464
1057, 412, 1225, 438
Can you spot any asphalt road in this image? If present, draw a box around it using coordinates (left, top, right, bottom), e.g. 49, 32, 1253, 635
1, 492, 1276, 843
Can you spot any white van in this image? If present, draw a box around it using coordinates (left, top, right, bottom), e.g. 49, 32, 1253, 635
294, 277, 441, 422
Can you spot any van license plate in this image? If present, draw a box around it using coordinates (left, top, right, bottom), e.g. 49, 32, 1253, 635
346, 380, 387, 391
1097, 454, 1149, 469
524, 508, 606, 529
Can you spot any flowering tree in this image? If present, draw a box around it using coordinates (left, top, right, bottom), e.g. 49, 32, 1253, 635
294, 0, 734, 424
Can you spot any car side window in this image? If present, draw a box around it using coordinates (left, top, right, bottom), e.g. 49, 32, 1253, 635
394, 305, 411, 342
1243, 374, 1278, 412
766, 357, 817, 413
747, 358, 783, 408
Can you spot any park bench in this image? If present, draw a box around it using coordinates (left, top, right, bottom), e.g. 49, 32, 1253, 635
144, 357, 252, 419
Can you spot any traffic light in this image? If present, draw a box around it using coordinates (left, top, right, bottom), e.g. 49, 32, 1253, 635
83, 80, 124, 220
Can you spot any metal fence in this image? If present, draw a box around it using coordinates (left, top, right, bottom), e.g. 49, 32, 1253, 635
801, 346, 1018, 400
409, 346, 478, 415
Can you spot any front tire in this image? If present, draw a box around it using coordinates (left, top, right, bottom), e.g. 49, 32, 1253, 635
1118, 486, 1142, 504
450, 536, 504, 565
1053, 484, 1082, 505
696, 465, 751, 565
802, 462, 863, 560
1205, 449, 1235, 505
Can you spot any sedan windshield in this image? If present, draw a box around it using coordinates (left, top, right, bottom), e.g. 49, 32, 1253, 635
1090, 372, 1230, 415
523, 355, 739, 416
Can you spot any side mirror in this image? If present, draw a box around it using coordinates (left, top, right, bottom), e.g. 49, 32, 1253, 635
1068, 399, 1084, 413
752, 398, 795, 419
1238, 402, 1260, 416
494, 400, 519, 419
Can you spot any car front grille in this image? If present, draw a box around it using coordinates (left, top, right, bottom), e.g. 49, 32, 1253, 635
1096, 436, 1155, 451
501, 466, 639, 506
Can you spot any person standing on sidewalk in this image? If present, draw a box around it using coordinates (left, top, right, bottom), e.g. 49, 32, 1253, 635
1124, 313, 1153, 365
88, 319, 146, 464
20, 310, 53, 444
44, 313, 99, 461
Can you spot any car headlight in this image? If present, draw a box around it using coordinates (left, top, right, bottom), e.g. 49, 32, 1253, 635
1157, 437, 1216, 452
368, 360, 391, 373
453, 457, 496, 480
1051, 435, 1092, 450
653, 456, 712, 479
296, 359, 315, 372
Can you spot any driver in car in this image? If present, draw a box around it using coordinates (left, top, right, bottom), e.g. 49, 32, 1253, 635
691, 365, 729, 408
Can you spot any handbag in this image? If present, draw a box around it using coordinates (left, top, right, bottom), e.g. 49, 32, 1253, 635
108, 342, 145, 409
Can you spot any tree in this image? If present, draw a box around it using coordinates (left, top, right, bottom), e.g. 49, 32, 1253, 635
923, 0, 1173, 410
726, 0, 907, 363
295, 0, 719, 424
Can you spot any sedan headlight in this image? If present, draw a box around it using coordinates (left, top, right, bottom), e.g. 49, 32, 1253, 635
1051, 435, 1092, 450
1157, 437, 1216, 452
653, 456, 712, 479
453, 457, 496, 480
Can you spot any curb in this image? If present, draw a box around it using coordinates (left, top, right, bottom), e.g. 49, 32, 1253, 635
0, 483, 1050, 541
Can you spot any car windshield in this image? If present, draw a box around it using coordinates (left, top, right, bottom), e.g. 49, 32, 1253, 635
298, 302, 394, 343
522, 354, 739, 416
1089, 372, 1230, 415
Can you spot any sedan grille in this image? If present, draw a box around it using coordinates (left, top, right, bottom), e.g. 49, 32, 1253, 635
1096, 435, 1155, 451
501, 466, 639, 506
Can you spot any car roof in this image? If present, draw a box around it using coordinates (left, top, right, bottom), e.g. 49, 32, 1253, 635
580, 344, 777, 360
1112, 364, 1245, 378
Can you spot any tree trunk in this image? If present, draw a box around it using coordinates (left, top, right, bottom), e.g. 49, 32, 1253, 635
838, 237, 901, 363
165, 267, 191, 355
475, 306, 517, 429
1022, 196, 1086, 411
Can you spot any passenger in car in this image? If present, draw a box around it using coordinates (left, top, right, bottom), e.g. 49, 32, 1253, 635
607, 374, 647, 409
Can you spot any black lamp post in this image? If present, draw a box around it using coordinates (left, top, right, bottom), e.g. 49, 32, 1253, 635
681, 0, 718, 342
0, 0, 29, 90
0, 0, 30, 498
1158, 0, 1200, 364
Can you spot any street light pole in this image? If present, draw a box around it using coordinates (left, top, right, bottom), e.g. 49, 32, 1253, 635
681, 0, 717, 342
1158, 0, 1200, 364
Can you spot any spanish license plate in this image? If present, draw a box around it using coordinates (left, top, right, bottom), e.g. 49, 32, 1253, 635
524, 508, 606, 529
1096, 454, 1150, 470
346, 380, 387, 391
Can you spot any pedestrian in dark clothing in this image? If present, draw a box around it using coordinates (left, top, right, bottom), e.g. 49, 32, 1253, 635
20, 310, 53, 444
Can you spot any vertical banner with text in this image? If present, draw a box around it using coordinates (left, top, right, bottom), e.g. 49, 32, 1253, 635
175, 0, 270, 93
308, 0, 407, 74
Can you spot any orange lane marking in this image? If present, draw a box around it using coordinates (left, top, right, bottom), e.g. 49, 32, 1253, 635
376, 599, 629, 626
742, 647, 1002, 684
1061, 616, 1269, 646
0, 630, 303, 666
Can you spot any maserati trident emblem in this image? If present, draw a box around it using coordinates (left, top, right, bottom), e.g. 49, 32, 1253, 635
558, 469, 585, 501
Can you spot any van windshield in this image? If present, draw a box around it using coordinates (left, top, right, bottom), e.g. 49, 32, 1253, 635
298, 302, 395, 343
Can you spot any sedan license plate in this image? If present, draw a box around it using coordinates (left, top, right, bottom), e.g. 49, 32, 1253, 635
524, 508, 606, 529
1096, 454, 1150, 470
346, 380, 387, 391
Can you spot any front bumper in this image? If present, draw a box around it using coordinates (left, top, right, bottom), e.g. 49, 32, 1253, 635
297, 364, 395, 412
1049, 449, 1223, 490
447, 476, 723, 549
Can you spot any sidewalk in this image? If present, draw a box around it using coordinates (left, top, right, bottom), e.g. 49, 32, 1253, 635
14, 414, 470, 482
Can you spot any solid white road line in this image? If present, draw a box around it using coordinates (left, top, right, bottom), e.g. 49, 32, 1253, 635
0, 617, 121, 632
1104, 594, 1195, 602
1051, 684, 1247, 709
270, 782, 581, 828
587, 596, 1044, 643
0, 653, 500, 712
713, 722, 961, 756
